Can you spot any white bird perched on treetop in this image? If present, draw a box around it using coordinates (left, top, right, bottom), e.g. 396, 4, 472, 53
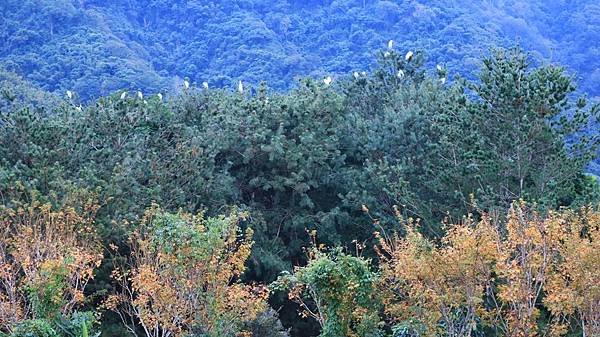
137, 91, 143, 99
157, 93, 163, 101
405, 51, 414, 61
76, 105, 82, 112
361, 71, 367, 76
397, 69, 405, 78
323, 76, 332, 86
202, 81, 209, 89
183, 80, 190, 89
238, 80, 244, 93
353, 71, 359, 79
437, 64, 443, 72
440, 77, 446, 85
388, 39, 394, 50
66, 90, 73, 99
384, 51, 391, 58
120, 91, 127, 100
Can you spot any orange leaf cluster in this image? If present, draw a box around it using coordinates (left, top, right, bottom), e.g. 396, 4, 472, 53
377, 201, 600, 337
544, 207, 600, 337
0, 199, 102, 333
377, 215, 496, 337
107, 206, 267, 337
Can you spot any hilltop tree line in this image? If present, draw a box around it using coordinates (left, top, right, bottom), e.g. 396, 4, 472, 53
0, 48, 599, 336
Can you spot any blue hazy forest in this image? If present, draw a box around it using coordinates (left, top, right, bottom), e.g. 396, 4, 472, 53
1, 1, 600, 337
2, 1, 600, 100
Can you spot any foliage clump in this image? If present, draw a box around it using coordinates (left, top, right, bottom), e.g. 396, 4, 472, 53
374, 202, 600, 337
0, 195, 102, 334
106, 205, 267, 337
274, 233, 382, 337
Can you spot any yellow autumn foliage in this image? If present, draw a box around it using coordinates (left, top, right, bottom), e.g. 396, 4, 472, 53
377, 201, 600, 337
107, 205, 267, 337
377, 215, 496, 337
0, 197, 103, 333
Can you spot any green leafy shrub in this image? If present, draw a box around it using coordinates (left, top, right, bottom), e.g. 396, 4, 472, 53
55, 312, 97, 337
274, 240, 382, 337
9, 320, 58, 337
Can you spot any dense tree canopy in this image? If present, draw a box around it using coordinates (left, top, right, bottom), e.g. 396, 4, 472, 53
0, 46, 598, 336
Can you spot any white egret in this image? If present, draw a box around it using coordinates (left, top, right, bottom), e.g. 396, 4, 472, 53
405, 51, 413, 61
66, 90, 73, 99
202, 81, 209, 89
157, 93, 163, 101
120, 91, 127, 100
388, 39, 394, 50
238, 80, 244, 93
384, 51, 391, 58
323, 76, 332, 86
353, 71, 359, 79
440, 77, 446, 85
137, 91, 143, 99
75, 105, 82, 112
397, 69, 405, 78
183, 80, 190, 89
361, 71, 367, 76
437, 64, 443, 72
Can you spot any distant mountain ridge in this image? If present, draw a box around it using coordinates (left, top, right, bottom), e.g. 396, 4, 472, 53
1, 0, 599, 100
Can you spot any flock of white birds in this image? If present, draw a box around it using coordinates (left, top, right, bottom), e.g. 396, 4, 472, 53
66, 40, 447, 105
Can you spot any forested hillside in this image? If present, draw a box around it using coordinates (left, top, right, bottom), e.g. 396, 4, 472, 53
1, 1, 600, 337
1, 0, 599, 100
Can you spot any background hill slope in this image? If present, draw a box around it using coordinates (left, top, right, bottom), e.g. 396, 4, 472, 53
1, 0, 599, 100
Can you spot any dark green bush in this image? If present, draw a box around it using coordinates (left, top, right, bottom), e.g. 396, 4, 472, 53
10, 320, 58, 337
